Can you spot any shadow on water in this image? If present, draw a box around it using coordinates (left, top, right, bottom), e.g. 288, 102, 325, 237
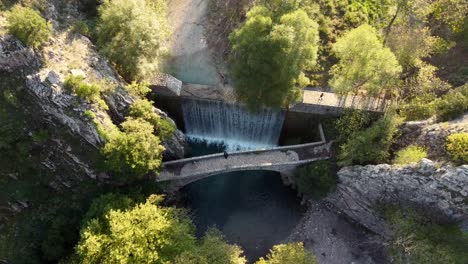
181, 140, 303, 262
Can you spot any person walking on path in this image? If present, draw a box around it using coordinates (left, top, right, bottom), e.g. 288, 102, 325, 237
223, 151, 229, 159
318, 92, 324, 103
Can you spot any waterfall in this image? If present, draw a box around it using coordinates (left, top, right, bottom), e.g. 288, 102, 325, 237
182, 99, 285, 150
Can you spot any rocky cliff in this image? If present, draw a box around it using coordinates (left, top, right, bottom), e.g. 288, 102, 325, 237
0, 27, 186, 221
327, 159, 468, 236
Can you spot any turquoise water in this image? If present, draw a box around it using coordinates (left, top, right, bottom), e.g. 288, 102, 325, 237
181, 140, 303, 262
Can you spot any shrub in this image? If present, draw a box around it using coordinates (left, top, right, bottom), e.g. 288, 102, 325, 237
71, 20, 94, 39
102, 118, 165, 180
393, 145, 427, 165
64, 75, 107, 109
335, 109, 373, 143
96, 0, 170, 80
446, 133, 468, 163
256, 242, 317, 264
294, 160, 336, 199
399, 97, 437, 121
128, 99, 175, 140
435, 85, 468, 121
7, 6, 51, 48
338, 113, 402, 166
384, 207, 468, 264
126, 81, 151, 97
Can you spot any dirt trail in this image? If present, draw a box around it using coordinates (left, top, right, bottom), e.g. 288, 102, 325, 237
166, 0, 223, 86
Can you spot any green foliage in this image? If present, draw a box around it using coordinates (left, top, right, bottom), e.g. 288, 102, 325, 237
334, 109, 373, 143
76, 195, 196, 264
81, 193, 135, 226
64, 75, 108, 109
128, 99, 175, 141
126, 81, 151, 97
229, 5, 319, 109
393, 145, 427, 165
386, 25, 437, 71
446, 133, 468, 163
338, 113, 402, 166
294, 160, 337, 199
174, 228, 246, 264
71, 20, 94, 39
384, 207, 468, 264
255, 242, 317, 264
435, 85, 468, 121
96, 0, 170, 80
399, 97, 437, 121
329, 24, 402, 96
6, 5, 51, 48
102, 118, 165, 180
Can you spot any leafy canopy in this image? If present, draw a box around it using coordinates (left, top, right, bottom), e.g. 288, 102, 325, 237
76, 195, 196, 264
329, 24, 402, 96
96, 0, 170, 80
229, 5, 319, 109
338, 113, 402, 166
7, 5, 51, 48
174, 228, 246, 264
255, 242, 317, 264
102, 118, 165, 180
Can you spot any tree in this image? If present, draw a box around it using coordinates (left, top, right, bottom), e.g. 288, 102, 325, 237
174, 228, 246, 264
102, 118, 165, 180
96, 0, 170, 80
7, 6, 51, 48
76, 195, 196, 264
338, 113, 402, 166
255, 242, 317, 264
294, 160, 337, 199
329, 24, 402, 96
229, 6, 319, 109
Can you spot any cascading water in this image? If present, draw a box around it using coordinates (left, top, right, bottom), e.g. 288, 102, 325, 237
182, 99, 285, 150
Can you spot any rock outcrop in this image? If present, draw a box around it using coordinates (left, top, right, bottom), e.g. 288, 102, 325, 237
395, 115, 468, 159
327, 159, 468, 236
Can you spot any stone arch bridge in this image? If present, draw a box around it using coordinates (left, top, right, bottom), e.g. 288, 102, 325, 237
157, 139, 332, 189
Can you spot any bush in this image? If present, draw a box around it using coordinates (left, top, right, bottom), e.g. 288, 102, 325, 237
102, 118, 165, 180
399, 97, 437, 121
338, 113, 402, 166
96, 0, 170, 80
255, 242, 317, 264
128, 99, 175, 140
435, 85, 468, 121
64, 75, 107, 109
446, 133, 468, 163
335, 109, 373, 143
384, 207, 468, 264
294, 160, 336, 199
393, 145, 427, 165
126, 81, 151, 97
7, 6, 51, 48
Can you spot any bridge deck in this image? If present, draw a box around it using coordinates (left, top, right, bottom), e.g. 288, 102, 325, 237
157, 141, 332, 182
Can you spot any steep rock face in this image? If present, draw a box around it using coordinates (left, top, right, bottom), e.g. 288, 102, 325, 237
0, 31, 186, 220
395, 115, 468, 159
327, 159, 468, 236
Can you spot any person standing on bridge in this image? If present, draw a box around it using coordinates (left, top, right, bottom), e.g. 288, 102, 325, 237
224, 151, 229, 159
